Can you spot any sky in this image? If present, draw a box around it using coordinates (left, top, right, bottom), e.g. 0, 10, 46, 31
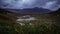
0, 0, 60, 11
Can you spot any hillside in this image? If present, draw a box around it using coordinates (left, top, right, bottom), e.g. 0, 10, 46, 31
0, 8, 60, 25
0, 8, 60, 34
5, 7, 53, 14
48, 8, 60, 25
0, 8, 17, 25
49, 8, 60, 14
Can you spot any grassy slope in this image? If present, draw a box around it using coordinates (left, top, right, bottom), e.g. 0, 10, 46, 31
0, 9, 17, 25
0, 9, 60, 34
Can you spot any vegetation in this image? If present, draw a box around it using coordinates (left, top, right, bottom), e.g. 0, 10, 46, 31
0, 9, 60, 34
0, 23, 60, 34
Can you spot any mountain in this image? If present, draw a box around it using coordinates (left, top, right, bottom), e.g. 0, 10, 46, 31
49, 8, 60, 14
47, 8, 60, 25
0, 8, 17, 20
0, 8, 17, 25
6, 7, 53, 14
0, 8, 14, 14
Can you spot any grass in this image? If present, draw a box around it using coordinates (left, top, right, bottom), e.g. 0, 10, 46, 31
14, 23, 60, 34
0, 23, 60, 34
0, 13, 60, 34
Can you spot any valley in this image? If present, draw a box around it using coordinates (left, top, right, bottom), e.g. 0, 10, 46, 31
0, 9, 60, 34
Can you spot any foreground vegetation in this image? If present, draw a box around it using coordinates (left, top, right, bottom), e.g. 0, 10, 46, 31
0, 14, 60, 34
0, 9, 60, 34
0, 23, 60, 34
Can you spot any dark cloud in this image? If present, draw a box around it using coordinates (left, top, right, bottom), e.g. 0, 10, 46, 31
0, 0, 60, 11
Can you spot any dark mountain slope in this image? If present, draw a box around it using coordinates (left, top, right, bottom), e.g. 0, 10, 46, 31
48, 8, 60, 25
0, 8, 14, 14
49, 8, 60, 14
19, 7, 51, 14
5, 7, 53, 14
0, 8, 17, 25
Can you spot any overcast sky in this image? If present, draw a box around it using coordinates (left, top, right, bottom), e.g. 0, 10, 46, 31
0, 0, 60, 11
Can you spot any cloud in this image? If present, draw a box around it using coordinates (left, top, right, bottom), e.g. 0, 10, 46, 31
0, 0, 60, 11
41, 1, 59, 11
0, 0, 36, 9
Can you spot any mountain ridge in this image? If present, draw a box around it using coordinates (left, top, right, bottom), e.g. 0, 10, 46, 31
2, 7, 53, 14
0, 8, 60, 14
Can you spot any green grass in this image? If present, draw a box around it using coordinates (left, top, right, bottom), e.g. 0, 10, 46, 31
0, 23, 60, 34
0, 14, 60, 34
14, 22, 60, 34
